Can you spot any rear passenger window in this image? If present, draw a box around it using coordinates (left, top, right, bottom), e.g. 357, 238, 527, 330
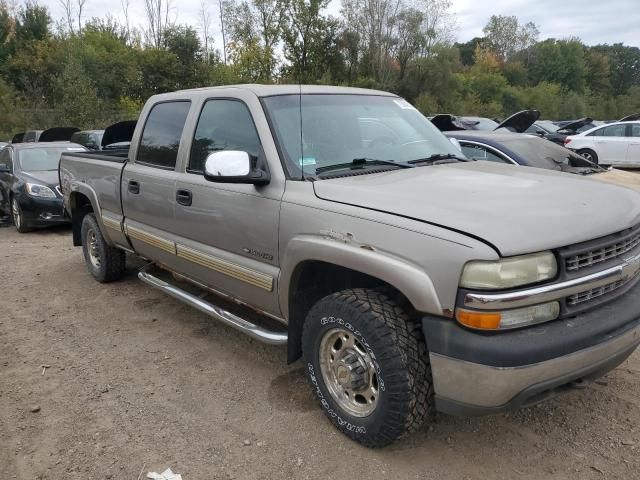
137, 101, 191, 169
188, 100, 261, 173
601, 124, 627, 137
631, 124, 640, 137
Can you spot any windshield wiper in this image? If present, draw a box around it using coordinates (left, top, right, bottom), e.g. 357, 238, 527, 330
408, 153, 471, 164
315, 158, 415, 175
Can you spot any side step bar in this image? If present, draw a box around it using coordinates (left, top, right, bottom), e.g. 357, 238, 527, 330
138, 270, 288, 345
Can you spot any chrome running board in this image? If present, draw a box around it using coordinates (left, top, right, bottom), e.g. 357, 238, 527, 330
138, 269, 287, 345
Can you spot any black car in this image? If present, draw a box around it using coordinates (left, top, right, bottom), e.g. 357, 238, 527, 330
445, 130, 604, 175
70, 130, 104, 150
0, 142, 86, 232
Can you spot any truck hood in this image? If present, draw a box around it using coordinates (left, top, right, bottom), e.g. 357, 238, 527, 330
312, 162, 640, 256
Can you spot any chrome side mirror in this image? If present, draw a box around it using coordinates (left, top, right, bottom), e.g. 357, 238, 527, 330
203, 150, 270, 185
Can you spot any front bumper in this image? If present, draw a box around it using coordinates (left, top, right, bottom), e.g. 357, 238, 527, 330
423, 279, 640, 415
17, 195, 69, 226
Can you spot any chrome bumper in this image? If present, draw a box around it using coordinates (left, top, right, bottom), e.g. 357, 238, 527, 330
463, 250, 640, 310
430, 323, 640, 411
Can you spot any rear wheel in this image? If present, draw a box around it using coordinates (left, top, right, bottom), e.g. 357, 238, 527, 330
12, 198, 32, 233
81, 213, 126, 283
302, 288, 433, 448
577, 148, 599, 164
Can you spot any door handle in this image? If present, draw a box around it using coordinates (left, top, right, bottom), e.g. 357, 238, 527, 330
176, 189, 193, 206
128, 180, 140, 194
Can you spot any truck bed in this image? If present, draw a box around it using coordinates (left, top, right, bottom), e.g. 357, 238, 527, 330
59, 149, 128, 229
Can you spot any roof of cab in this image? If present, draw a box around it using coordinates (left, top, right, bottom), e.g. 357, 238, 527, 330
166, 84, 397, 99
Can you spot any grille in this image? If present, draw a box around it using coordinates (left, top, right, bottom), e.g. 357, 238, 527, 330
565, 233, 640, 272
568, 279, 628, 306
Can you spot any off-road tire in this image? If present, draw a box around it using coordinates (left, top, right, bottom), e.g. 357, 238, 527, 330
577, 148, 599, 165
81, 213, 126, 283
302, 288, 433, 448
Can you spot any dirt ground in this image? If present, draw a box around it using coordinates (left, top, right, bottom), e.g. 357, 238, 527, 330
1, 225, 639, 480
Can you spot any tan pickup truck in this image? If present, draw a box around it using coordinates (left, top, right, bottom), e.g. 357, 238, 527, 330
60, 85, 640, 447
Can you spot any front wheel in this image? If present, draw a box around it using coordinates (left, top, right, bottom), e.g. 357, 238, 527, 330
302, 288, 433, 447
81, 213, 126, 283
12, 198, 32, 233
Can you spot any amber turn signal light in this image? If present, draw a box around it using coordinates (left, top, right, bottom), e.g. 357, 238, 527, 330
456, 309, 501, 330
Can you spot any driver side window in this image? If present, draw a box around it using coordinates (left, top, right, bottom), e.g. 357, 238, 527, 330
188, 99, 261, 173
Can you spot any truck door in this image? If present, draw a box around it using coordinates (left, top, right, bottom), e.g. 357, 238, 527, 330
122, 100, 191, 267
171, 98, 284, 317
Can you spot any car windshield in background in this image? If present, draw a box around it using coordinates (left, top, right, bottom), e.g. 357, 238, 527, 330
17, 147, 79, 171
468, 117, 499, 130
262, 94, 462, 177
501, 137, 597, 169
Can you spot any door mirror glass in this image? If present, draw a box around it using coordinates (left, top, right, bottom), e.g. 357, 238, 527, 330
204, 150, 270, 185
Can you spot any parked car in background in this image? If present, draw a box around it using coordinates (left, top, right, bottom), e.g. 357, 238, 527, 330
60, 85, 640, 447
11, 132, 25, 143
525, 121, 559, 136
0, 142, 86, 232
430, 110, 539, 133
22, 130, 43, 142
447, 130, 602, 173
71, 130, 104, 150
540, 118, 595, 146
39, 127, 79, 142
446, 130, 640, 191
564, 121, 640, 167
0, 142, 7, 150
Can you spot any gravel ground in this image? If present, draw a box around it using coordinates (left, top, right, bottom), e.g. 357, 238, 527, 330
1, 225, 639, 480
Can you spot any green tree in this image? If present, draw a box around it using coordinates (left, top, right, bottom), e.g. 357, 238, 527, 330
529, 39, 586, 93
592, 43, 640, 95
56, 56, 102, 127
482, 15, 539, 61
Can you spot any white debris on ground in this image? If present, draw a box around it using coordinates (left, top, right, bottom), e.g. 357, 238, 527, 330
146, 467, 183, 480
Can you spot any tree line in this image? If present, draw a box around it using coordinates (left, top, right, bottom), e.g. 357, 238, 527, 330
1, 0, 640, 139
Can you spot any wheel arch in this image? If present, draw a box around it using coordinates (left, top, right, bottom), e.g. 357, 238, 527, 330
280, 235, 442, 363
69, 188, 100, 246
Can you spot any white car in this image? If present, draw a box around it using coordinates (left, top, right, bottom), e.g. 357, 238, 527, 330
565, 121, 640, 167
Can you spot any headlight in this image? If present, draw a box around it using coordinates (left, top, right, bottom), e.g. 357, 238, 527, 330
460, 251, 557, 290
26, 183, 56, 198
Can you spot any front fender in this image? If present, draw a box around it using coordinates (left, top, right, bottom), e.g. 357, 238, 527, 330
279, 234, 443, 319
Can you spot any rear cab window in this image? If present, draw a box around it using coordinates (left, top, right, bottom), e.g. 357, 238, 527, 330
137, 101, 191, 169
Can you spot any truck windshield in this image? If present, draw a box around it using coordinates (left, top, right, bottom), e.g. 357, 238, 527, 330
262, 94, 462, 178
17, 147, 82, 171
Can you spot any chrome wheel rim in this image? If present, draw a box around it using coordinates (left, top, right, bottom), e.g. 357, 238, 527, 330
12, 200, 21, 230
581, 151, 593, 161
319, 327, 379, 417
87, 228, 101, 269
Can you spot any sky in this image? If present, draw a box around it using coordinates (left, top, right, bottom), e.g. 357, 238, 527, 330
37, 0, 640, 49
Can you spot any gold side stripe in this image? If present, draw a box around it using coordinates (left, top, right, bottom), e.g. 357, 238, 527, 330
126, 225, 176, 254
176, 244, 274, 292
102, 216, 122, 232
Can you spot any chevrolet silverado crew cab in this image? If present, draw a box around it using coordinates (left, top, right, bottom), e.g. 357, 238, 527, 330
60, 85, 640, 448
